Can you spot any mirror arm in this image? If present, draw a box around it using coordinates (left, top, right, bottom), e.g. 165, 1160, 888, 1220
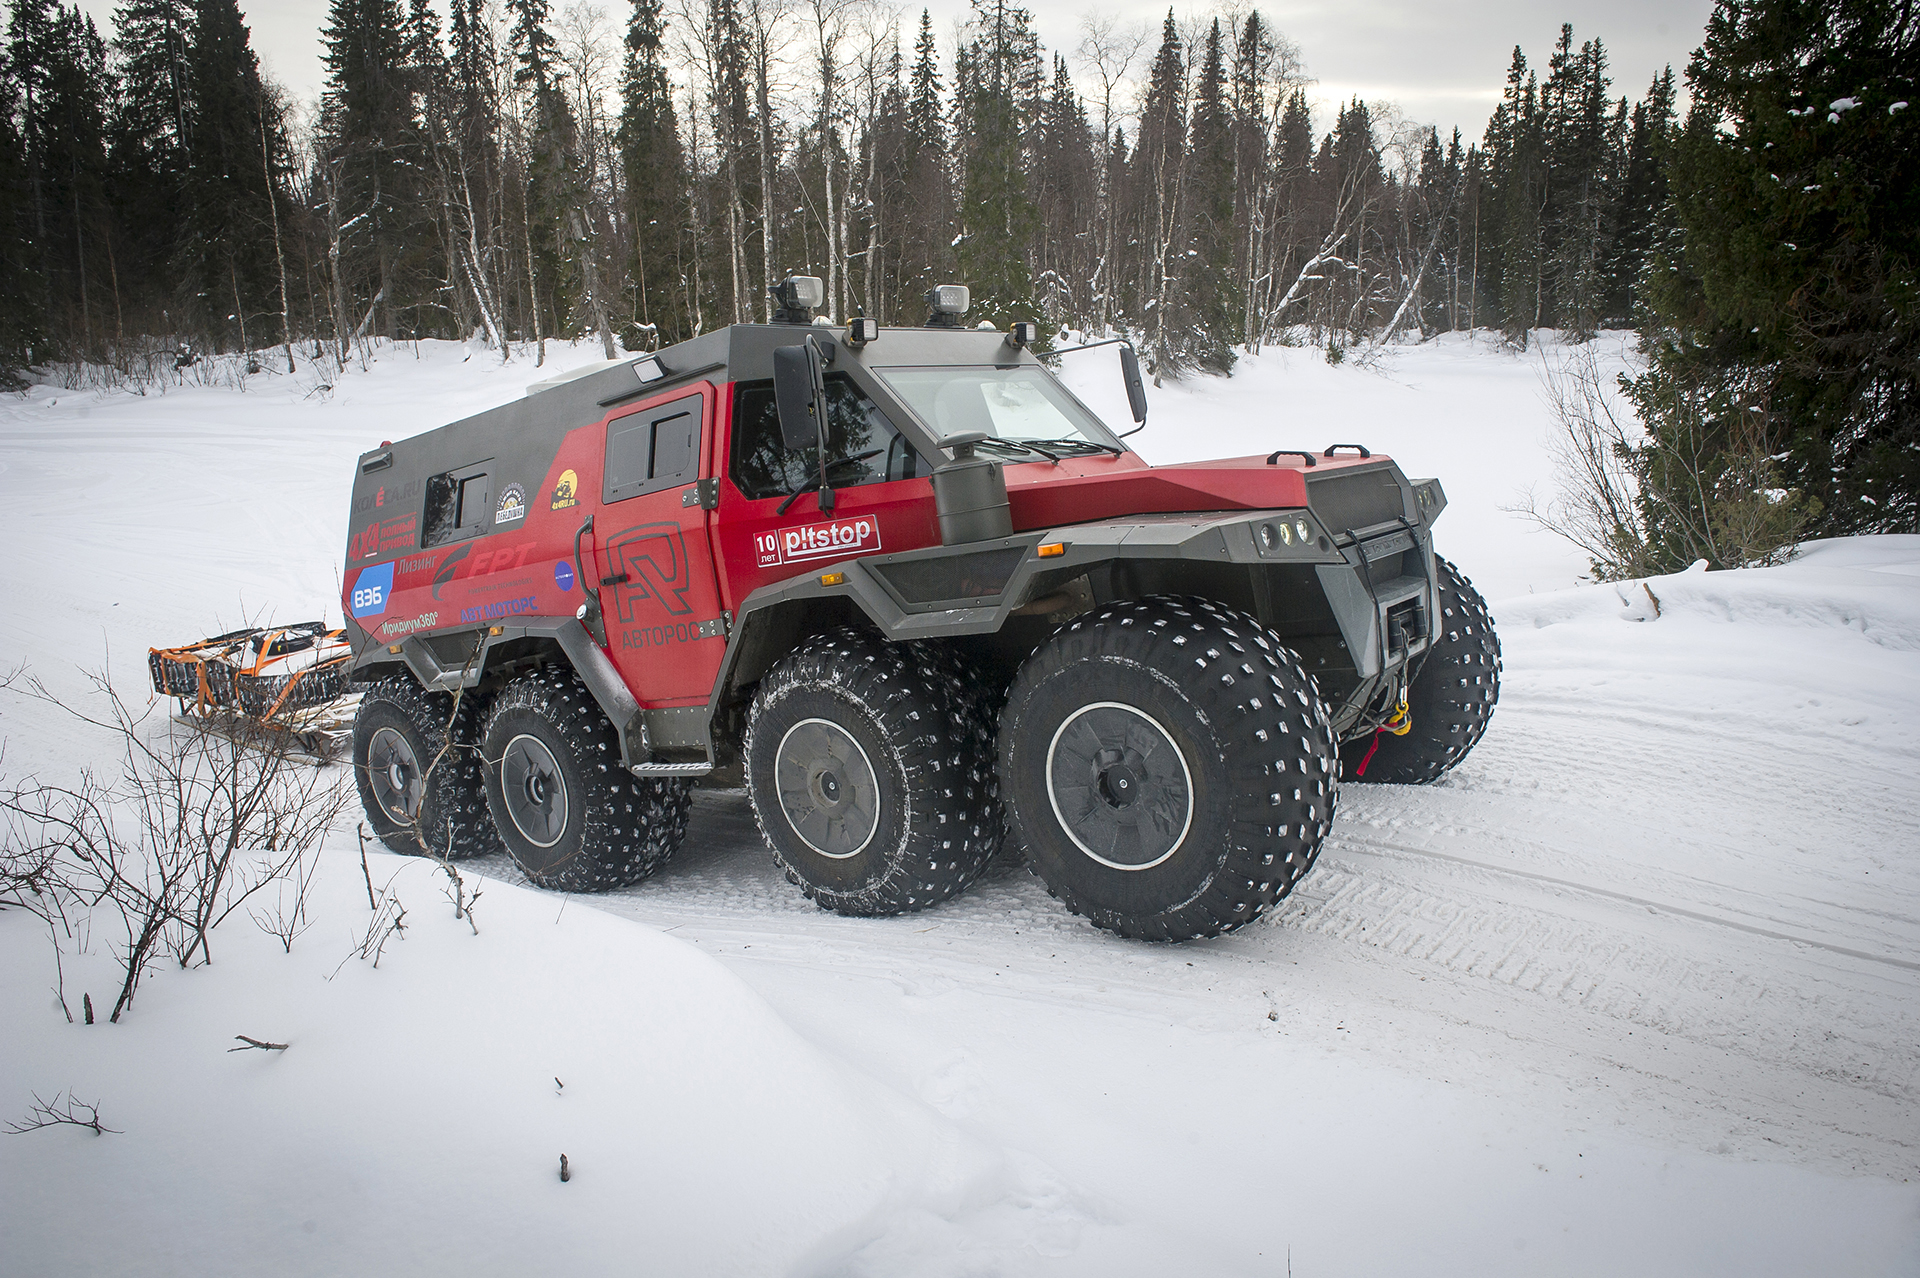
806, 335, 836, 512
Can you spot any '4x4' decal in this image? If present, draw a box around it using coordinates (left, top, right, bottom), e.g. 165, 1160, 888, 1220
608, 523, 694, 620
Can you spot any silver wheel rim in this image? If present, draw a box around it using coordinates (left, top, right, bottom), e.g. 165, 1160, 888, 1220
1045, 701, 1194, 871
774, 717, 880, 859
499, 733, 570, 849
367, 726, 423, 825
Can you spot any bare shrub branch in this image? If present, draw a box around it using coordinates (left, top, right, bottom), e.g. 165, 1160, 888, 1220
2, 656, 349, 1022
6, 1091, 119, 1136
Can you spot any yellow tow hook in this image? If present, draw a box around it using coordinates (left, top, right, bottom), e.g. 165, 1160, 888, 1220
1352, 700, 1413, 779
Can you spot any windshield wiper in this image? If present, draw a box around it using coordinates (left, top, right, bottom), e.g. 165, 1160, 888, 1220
1038, 438, 1124, 456
973, 437, 1061, 464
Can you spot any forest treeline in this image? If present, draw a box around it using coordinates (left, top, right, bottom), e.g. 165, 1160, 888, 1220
0, 0, 1912, 554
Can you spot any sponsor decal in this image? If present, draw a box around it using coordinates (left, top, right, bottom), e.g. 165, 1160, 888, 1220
350, 562, 394, 619
550, 469, 580, 510
495, 483, 527, 524
429, 542, 541, 599
619, 621, 710, 650
378, 612, 440, 638
399, 553, 437, 576
459, 596, 538, 625
554, 561, 575, 591
430, 543, 472, 599
607, 523, 694, 621
351, 513, 418, 560
353, 477, 421, 514
755, 515, 882, 567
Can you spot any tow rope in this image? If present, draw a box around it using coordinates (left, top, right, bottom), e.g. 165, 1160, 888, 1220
1352, 700, 1412, 778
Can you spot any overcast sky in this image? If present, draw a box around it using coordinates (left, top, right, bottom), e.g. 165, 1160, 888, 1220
73, 0, 1716, 143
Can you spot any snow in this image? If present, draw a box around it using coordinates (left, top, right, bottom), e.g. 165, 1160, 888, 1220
3, 334, 1918, 1275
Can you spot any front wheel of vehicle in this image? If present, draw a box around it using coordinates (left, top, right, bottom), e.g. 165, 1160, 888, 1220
999, 597, 1338, 941
480, 668, 691, 892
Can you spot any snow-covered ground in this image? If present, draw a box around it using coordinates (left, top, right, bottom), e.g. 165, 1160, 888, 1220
2, 335, 1915, 1276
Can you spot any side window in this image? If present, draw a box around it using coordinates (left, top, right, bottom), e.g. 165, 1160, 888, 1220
606, 393, 704, 503
423, 462, 492, 547
730, 373, 920, 501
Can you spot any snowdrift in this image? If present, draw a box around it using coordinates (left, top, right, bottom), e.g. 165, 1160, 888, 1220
0, 852, 1038, 1277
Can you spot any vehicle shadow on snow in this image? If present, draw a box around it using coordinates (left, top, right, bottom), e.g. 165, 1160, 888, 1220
463, 788, 1066, 936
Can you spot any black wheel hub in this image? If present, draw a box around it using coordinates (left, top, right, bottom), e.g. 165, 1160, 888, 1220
774, 718, 880, 859
1046, 702, 1194, 871
500, 733, 570, 849
367, 726, 423, 824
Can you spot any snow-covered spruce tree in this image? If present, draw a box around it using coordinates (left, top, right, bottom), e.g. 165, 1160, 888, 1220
105, 0, 193, 342
1596, 66, 1677, 327
954, 0, 1040, 335
1030, 53, 1095, 332
1538, 25, 1617, 342
1182, 20, 1236, 374
6, 1, 115, 361
321, 0, 433, 346
180, 0, 291, 355
1635, 0, 1918, 542
893, 6, 954, 321
1131, 12, 1186, 375
618, 0, 688, 347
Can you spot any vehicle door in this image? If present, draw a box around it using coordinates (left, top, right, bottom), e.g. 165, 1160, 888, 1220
590, 385, 728, 708
714, 372, 940, 608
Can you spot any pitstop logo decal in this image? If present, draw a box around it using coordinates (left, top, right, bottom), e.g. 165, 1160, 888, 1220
755, 515, 881, 568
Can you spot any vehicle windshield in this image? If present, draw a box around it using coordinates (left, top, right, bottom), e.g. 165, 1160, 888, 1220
875, 365, 1121, 453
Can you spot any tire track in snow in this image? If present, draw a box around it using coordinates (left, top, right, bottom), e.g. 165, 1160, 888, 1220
1272, 837, 1920, 1102
1336, 833, 1920, 972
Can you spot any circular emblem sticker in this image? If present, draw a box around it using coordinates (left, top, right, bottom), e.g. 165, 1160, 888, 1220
551, 469, 580, 510
495, 483, 527, 524
554, 561, 575, 592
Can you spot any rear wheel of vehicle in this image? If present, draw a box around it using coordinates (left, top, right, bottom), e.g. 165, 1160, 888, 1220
746, 629, 999, 916
352, 675, 495, 859
480, 668, 691, 892
999, 597, 1338, 941
1341, 558, 1501, 785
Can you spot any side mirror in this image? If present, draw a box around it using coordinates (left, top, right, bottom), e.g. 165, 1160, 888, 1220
773, 341, 826, 450
1119, 344, 1148, 424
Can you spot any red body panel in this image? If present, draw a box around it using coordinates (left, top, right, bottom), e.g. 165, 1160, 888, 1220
1004, 452, 1381, 531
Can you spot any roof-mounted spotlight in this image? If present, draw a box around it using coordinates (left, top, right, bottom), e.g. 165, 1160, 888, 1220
1005, 320, 1038, 349
925, 284, 970, 328
846, 316, 879, 348
771, 275, 825, 325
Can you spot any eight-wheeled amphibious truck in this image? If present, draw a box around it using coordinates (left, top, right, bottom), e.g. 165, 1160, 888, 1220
342, 278, 1499, 940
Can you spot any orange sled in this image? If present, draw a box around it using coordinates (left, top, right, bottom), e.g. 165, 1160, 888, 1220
148, 623, 357, 761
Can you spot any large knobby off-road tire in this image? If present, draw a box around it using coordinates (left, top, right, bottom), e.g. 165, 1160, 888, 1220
480, 668, 692, 892
1341, 558, 1501, 785
745, 628, 1001, 916
999, 596, 1338, 941
352, 675, 496, 859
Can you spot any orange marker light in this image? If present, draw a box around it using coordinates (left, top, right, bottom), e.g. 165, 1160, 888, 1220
819, 572, 847, 586
1037, 542, 1067, 558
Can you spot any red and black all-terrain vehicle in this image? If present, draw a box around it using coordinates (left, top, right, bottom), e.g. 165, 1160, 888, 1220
341, 278, 1499, 940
